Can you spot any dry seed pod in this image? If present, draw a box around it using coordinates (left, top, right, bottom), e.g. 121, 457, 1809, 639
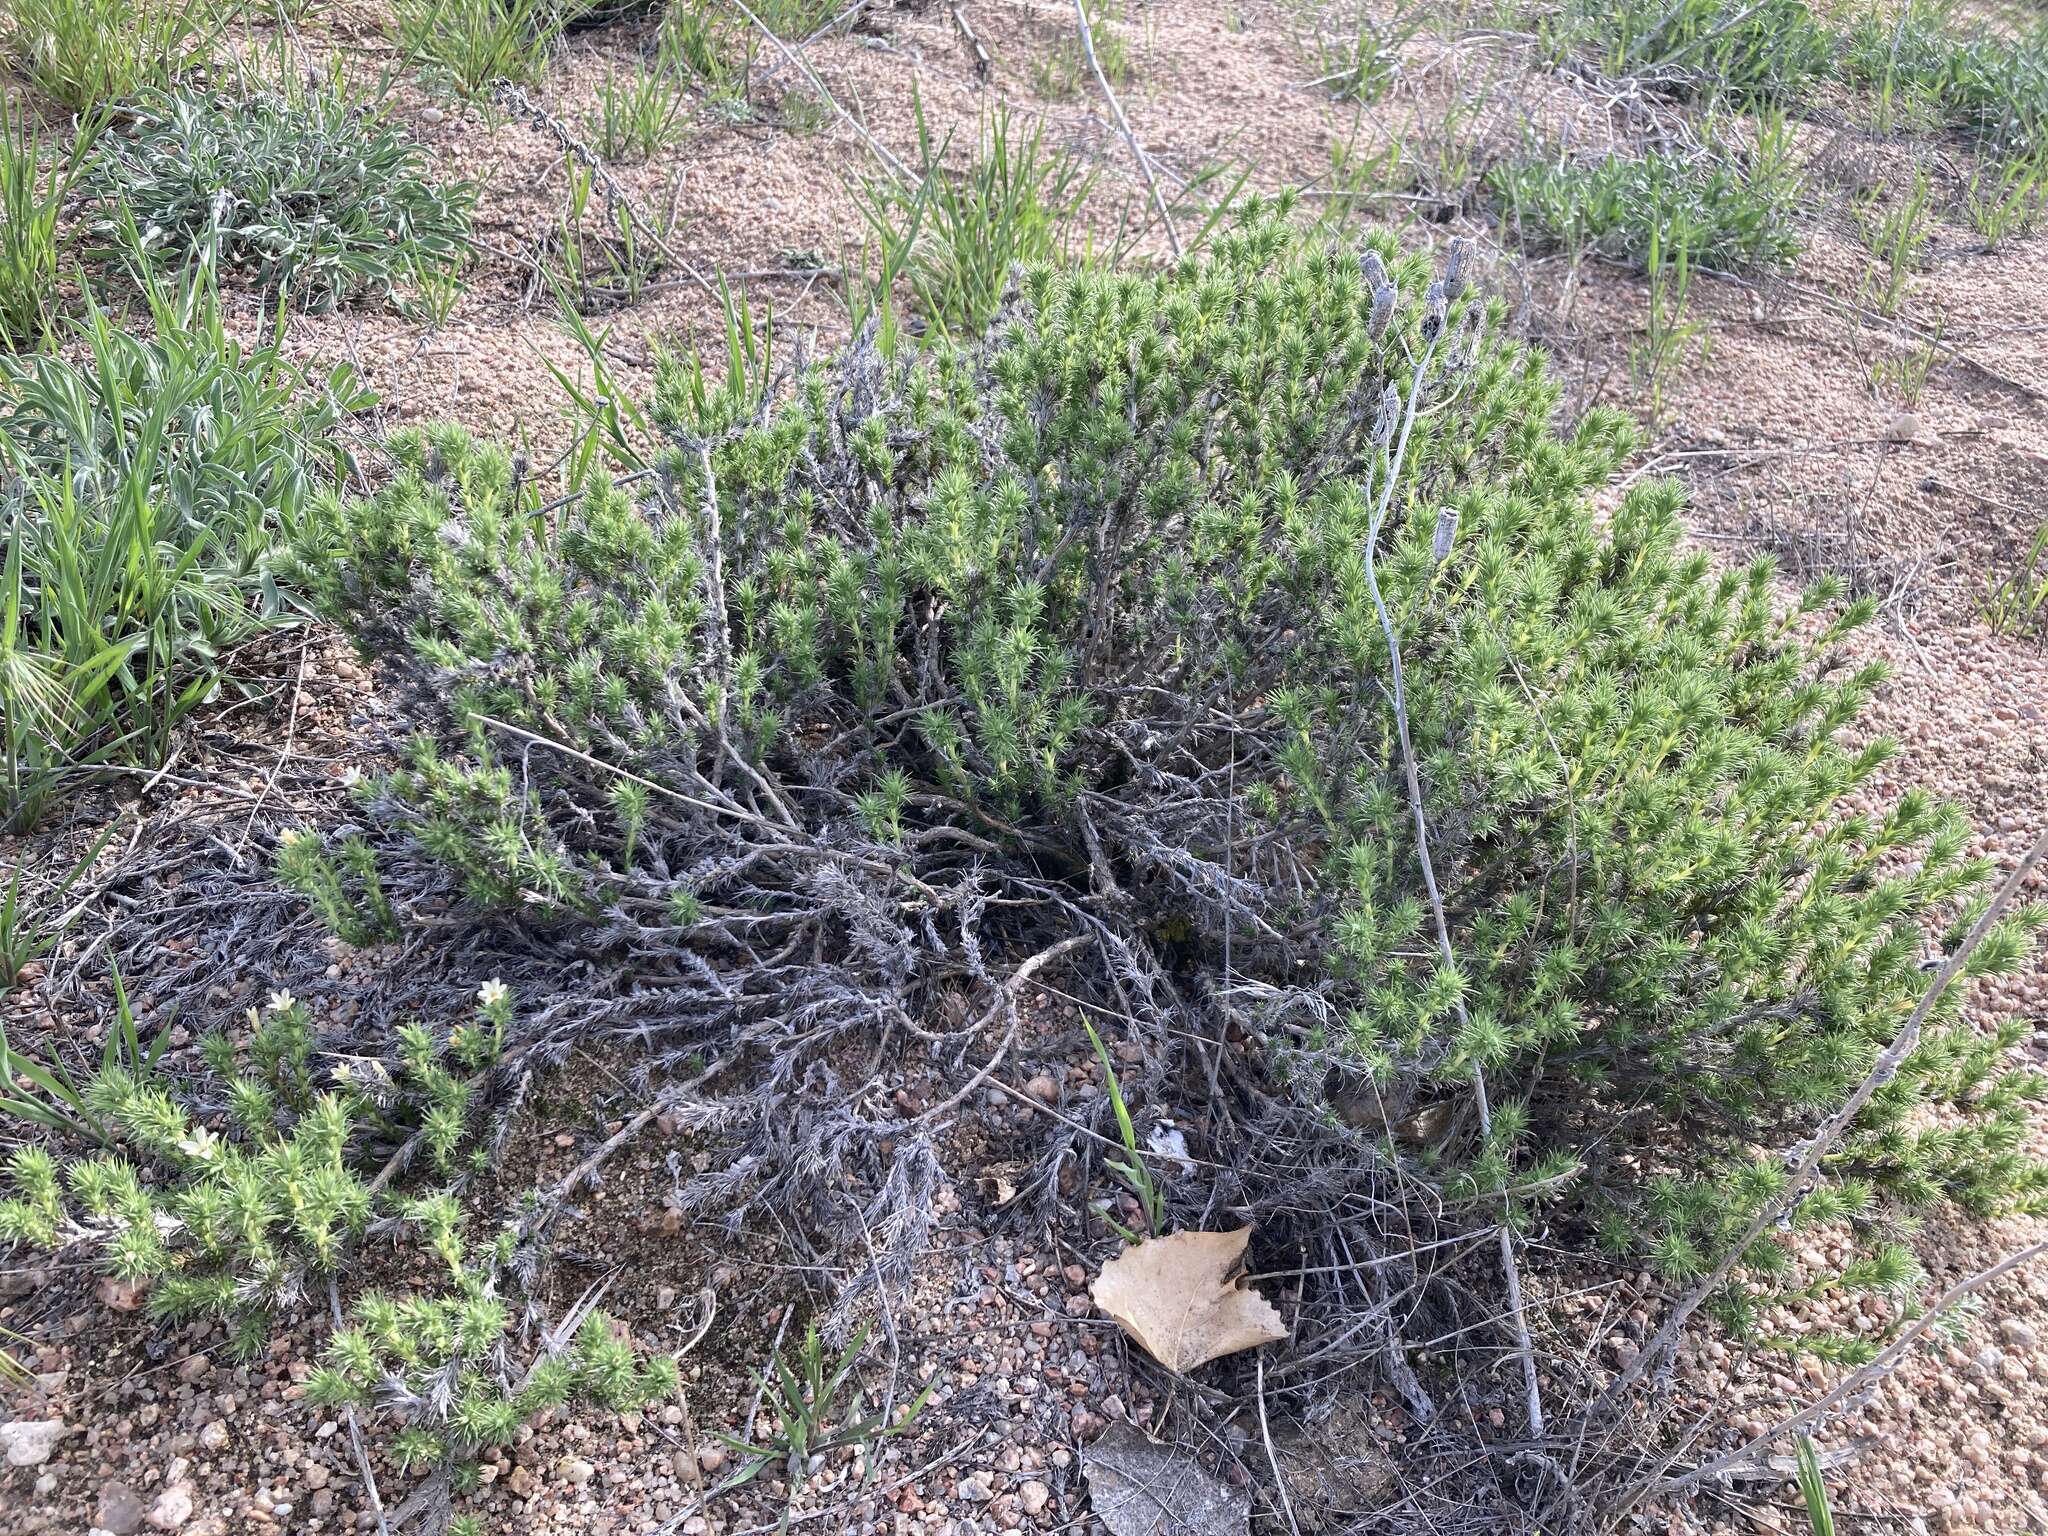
1444, 238, 1469, 302
1359, 250, 1389, 290
1369, 282, 1396, 338
1421, 280, 1449, 344
1432, 506, 1460, 564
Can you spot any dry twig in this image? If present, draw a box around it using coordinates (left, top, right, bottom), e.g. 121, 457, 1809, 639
1073, 0, 1181, 258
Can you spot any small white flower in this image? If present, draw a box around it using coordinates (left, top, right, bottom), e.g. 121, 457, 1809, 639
179, 1126, 219, 1162
277, 827, 312, 849
477, 979, 510, 1009
267, 990, 297, 1014
340, 766, 363, 788
331, 1060, 353, 1082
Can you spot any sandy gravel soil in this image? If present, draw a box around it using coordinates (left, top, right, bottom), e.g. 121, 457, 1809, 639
4, 1, 2047, 1532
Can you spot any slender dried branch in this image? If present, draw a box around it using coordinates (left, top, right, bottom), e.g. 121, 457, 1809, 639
1073, 0, 1181, 258
1607, 825, 2048, 1406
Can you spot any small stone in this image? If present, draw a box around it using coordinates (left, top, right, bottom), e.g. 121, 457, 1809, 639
959, 1473, 995, 1503
696, 1445, 726, 1474
148, 1485, 196, 1530
1885, 410, 1921, 444
1019, 1480, 1050, 1516
1999, 1319, 2036, 1349
176, 1355, 212, 1385
671, 1448, 699, 1483
98, 1276, 149, 1312
304, 1463, 330, 1490
98, 1481, 149, 1535
420, 107, 445, 125
1025, 1074, 1059, 1104
0, 1419, 66, 1467
198, 1422, 230, 1453
558, 1455, 596, 1487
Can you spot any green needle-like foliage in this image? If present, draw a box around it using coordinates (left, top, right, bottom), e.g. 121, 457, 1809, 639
2, 981, 673, 1483
293, 202, 2047, 1352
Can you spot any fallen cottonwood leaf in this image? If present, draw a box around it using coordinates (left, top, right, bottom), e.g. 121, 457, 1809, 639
1090, 1227, 1287, 1371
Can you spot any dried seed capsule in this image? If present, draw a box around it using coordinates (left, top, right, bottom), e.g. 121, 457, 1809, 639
1444, 238, 1469, 302
1432, 506, 1460, 564
1369, 282, 1395, 338
1421, 280, 1449, 344
1360, 250, 1389, 291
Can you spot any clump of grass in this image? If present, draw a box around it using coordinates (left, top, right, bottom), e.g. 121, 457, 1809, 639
661, 1, 737, 83
0, 97, 92, 351
1304, 5, 1419, 104
1488, 136, 1804, 272
847, 91, 1092, 344
1984, 522, 2048, 638
584, 51, 693, 160
1853, 162, 1933, 317
1961, 147, 2048, 249
85, 80, 474, 311
1550, 0, 1834, 104
391, 0, 579, 96
1035, 0, 1133, 97
1633, 224, 1705, 423
1843, 2, 2048, 154
1867, 324, 1942, 404
0, 255, 368, 827
0, 0, 218, 110
720, 1322, 934, 1522
544, 152, 669, 311
0, 827, 111, 991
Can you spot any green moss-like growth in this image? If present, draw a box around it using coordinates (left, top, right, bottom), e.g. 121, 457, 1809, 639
292, 202, 2045, 1358
0, 983, 674, 1480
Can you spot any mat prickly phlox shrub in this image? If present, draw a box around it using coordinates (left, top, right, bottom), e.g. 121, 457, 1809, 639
0, 983, 675, 1476
292, 198, 2045, 1357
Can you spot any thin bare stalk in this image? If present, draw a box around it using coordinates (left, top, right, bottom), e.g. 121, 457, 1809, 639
1073, 0, 1181, 258
722, 0, 914, 186
1606, 825, 2048, 1406
1658, 1236, 2048, 1494
1360, 270, 1545, 1441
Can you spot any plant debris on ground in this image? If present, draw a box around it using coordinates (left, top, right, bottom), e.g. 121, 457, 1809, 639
3, 3, 2048, 1536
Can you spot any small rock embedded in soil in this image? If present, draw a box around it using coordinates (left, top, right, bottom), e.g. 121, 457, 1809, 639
148, 1485, 196, 1530
97, 1480, 148, 1535
97, 1275, 148, 1312
0, 1418, 66, 1466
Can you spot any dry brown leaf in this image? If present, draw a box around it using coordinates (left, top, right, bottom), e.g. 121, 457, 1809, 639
1090, 1227, 1287, 1371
